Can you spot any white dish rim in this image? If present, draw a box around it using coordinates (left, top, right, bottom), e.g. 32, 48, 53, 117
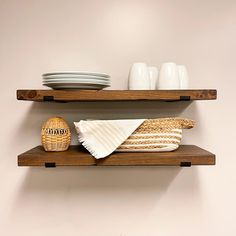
43, 84, 109, 89
43, 81, 110, 85
43, 78, 110, 82
43, 71, 110, 78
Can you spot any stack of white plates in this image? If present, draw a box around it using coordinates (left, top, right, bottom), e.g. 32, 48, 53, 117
43, 71, 111, 90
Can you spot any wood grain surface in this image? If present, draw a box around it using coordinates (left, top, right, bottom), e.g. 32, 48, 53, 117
17, 89, 217, 102
18, 145, 215, 167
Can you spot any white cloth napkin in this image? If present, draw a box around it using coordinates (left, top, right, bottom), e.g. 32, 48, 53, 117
74, 119, 145, 159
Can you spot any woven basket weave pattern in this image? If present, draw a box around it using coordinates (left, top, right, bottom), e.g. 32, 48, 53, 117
41, 117, 71, 151
117, 118, 194, 151
134, 118, 194, 132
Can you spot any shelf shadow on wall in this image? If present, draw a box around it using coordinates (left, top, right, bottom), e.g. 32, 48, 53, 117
16, 167, 180, 208
20, 100, 193, 119
11, 166, 204, 223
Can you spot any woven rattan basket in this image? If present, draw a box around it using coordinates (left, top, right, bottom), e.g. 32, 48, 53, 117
41, 117, 71, 151
117, 118, 194, 152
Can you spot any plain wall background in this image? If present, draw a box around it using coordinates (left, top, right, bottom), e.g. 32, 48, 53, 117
0, 0, 235, 235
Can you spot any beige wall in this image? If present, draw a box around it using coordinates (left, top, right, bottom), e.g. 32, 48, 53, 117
0, 0, 235, 235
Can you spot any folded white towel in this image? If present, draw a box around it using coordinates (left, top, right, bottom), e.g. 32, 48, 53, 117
74, 119, 145, 159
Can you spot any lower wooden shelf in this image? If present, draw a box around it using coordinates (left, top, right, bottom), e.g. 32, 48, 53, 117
18, 145, 215, 167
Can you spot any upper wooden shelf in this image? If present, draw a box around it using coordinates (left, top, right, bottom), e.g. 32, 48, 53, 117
17, 89, 217, 102
18, 145, 215, 167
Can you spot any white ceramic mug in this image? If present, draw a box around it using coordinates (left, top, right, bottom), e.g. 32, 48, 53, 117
128, 63, 150, 90
148, 67, 158, 90
178, 65, 189, 89
158, 62, 180, 89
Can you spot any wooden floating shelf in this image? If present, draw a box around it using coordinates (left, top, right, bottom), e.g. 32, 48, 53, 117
18, 145, 215, 167
17, 89, 217, 102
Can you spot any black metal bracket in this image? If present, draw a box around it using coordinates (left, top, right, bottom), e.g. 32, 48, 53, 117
165, 96, 191, 102
43, 96, 54, 101
45, 162, 56, 168
179, 96, 191, 101
180, 162, 192, 167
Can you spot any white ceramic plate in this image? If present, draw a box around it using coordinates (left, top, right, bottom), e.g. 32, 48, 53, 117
44, 84, 108, 90
43, 78, 110, 84
43, 80, 110, 85
43, 71, 110, 78
43, 74, 110, 81
43, 82, 110, 87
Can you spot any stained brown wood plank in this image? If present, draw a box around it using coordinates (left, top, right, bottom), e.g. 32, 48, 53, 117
17, 89, 217, 102
18, 145, 215, 167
